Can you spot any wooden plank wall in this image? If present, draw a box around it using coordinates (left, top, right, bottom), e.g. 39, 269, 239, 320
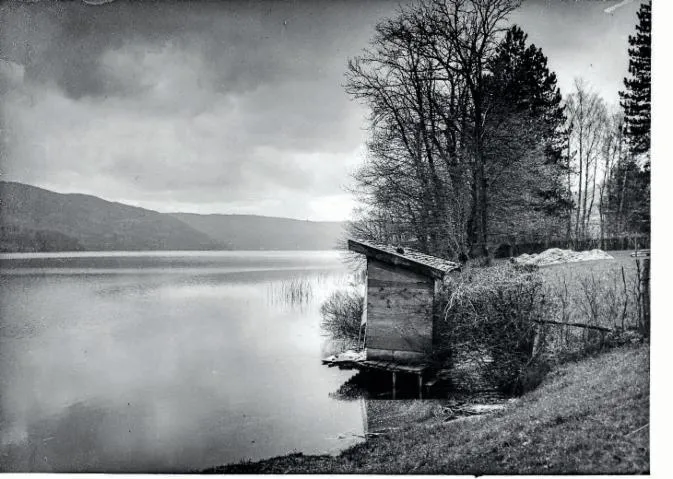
365, 259, 434, 361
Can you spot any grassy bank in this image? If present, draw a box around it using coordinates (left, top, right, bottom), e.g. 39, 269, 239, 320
205, 344, 649, 474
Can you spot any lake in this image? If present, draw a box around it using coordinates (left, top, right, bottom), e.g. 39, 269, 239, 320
0, 251, 366, 472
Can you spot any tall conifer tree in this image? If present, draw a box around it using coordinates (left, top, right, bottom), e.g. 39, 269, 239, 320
606, 0, 651, 237
487, 26, 571, 228
619, 0, 651, 160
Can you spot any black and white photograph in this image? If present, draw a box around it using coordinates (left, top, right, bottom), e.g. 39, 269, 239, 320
0, 0, 656, 474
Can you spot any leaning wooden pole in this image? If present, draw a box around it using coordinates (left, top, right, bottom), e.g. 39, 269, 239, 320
534, 319, 612, 332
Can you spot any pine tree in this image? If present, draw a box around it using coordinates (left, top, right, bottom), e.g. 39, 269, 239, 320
609, 1, 651, 237
619, 0, 651, 160
605, 159, 650, 236
487, 26, 572, 235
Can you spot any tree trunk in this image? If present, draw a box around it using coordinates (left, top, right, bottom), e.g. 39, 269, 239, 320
575, 120, 584, 242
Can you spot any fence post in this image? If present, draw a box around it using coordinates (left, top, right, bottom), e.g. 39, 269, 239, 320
631, 249, 651, 338
640, 254, 650, 338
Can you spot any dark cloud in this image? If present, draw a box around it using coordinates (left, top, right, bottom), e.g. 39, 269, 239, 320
2, 1, 390, 99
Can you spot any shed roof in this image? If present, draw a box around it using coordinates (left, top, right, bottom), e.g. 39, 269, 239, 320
347, 239, 460, 280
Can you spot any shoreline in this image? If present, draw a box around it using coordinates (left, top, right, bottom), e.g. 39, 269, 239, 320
204, 344, 649, 475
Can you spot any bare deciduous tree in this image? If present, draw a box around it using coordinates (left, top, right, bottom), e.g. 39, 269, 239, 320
346, 0, 526, 261
597, 112, 625, 246
565, 79, 608, 242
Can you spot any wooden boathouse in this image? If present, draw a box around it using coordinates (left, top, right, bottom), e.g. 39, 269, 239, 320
348, 239, 461, 365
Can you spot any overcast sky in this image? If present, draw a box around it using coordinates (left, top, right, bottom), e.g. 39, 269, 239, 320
0, 0, 646, 221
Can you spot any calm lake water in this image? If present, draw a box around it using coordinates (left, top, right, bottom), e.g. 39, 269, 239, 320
0, 251, 366, 472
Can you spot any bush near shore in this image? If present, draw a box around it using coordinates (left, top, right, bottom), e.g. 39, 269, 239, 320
435, 263, 550, 395
320, 289, 363, 346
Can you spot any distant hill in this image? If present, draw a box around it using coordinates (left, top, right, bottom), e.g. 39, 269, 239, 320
0, 182, 346, 252
0, 181, 223, 252
172, 213, 345, 250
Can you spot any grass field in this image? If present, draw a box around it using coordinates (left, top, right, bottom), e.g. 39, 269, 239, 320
206, 343, 649, 474
536, 251, 647, 358
540, 250, 640, 304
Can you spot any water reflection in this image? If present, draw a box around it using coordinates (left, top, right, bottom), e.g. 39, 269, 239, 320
0, 251, 365, 472
330, 370, 510, 438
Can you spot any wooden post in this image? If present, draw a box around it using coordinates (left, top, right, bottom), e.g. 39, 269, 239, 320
392, 372, 397, 399
417, 373, 423, 400
640, 255, 650, 338
631, 250, 651, 338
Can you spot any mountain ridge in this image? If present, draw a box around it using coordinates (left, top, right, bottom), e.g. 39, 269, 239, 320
0, 181, 345, 252
172, 212, 345, 251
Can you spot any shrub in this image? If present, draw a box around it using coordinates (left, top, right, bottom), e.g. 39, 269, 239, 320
320, 289, 364, 347
437, 264, 551, 395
